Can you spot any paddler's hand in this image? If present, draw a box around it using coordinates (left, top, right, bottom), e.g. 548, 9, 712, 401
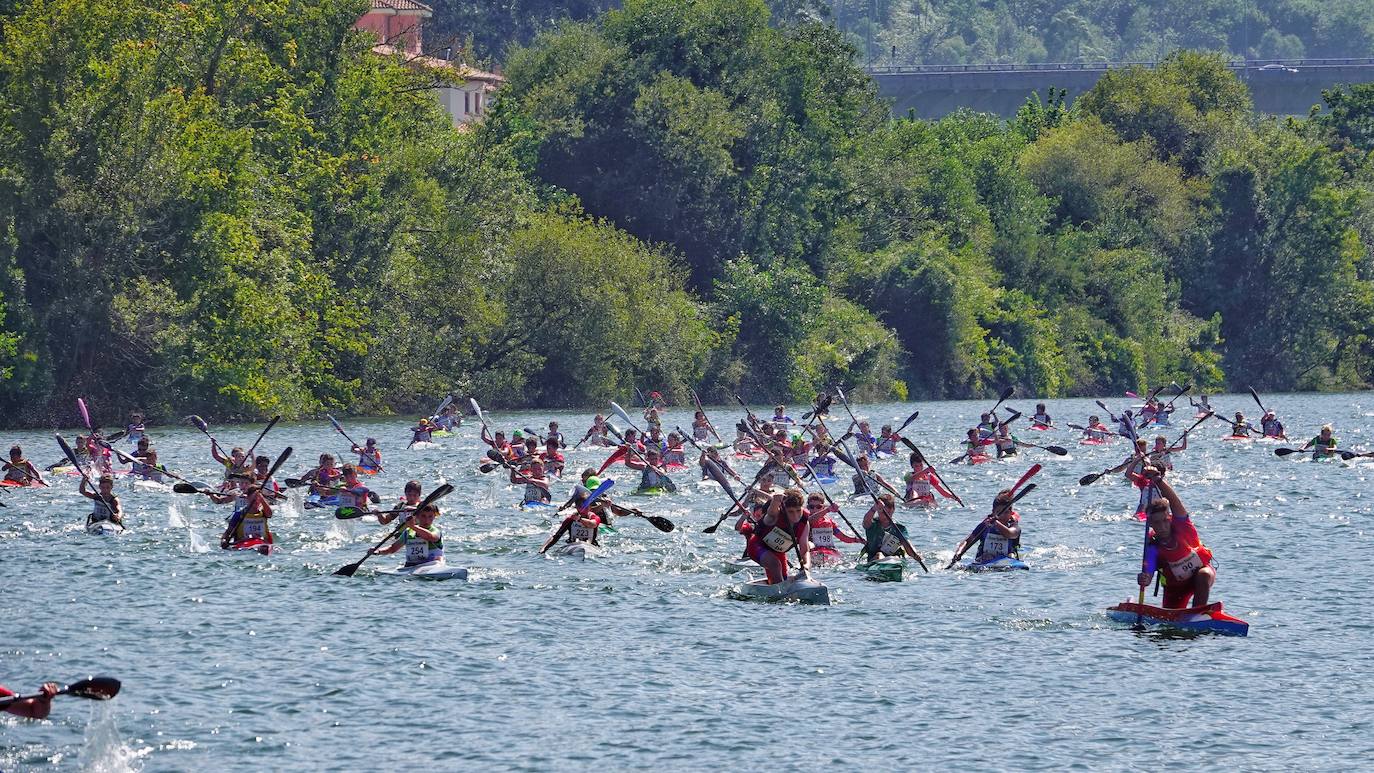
1137, 572, 1152, 587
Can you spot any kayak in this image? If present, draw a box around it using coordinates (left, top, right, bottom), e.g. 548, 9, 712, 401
810, 548, 844, 568
1105, 601, 1249, 637
1029, 424, 1051, 431
226, 537, 272, 555
553, 540, 603, 561
85, 520, 125, 536
729, 574, 831, 606
409, 441, 441, 450
631, 487, 669, 496
379, 560, 469, 581
1079, 438, 1110, 446
1222, 435, 1253, 442
857, 556, 906, 582
0, 478, 44, 488
903, 496, 936, 509
520, 500, 555, 509
304, 493, 342, 510
127, 477, 172, 493
968, 455, 992, 465
812, 474, 838, 486
963, 555, 1029, 571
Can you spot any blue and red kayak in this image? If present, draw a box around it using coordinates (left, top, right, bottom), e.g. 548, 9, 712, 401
1106, 601, 1249, 637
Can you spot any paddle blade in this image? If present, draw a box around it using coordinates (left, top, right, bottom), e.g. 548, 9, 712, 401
264, 447, 293, 480
54, 434, 83, 471
999, 386, 1014, 401
67, 676, 121, 701
1340, 450, 1356, 460
1012, 464, 1042, 492
334, 507, 367, 520
1078, 472, 1102, 486
597, 447, 627, 474
172, 482, 202, 494
77, 398, 92, 430
1274, 448, 1299, 457
418, 482, 455, 511
327, 414, 345, 434
1046, 445, 1069, 456
609, 401, 634, 425
333, 561, 363, 577
703, 458, 737, 501
486, 449, 505, 463
469, 398, 485, 425
896, 410, 920, 432
1248, 386, 1265, 411
646, 514, 675, 532
478, 463, 500, 474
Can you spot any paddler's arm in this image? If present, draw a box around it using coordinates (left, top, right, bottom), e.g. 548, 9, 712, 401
540, 517, 573, 554
1149, 471, 1187, 519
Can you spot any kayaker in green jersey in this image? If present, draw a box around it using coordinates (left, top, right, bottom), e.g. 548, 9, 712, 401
377, 504, 444, 566
79, 474, 123, 530
860, 493, 921, 562
1303, 425, 1339, 460
949, 489, 1022, 566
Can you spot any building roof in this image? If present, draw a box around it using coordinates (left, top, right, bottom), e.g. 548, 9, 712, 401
370, 0, 433, 13
370, 44, 506, 88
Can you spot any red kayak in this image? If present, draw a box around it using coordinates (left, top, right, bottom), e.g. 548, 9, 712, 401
0, 479, 45, 488
1106, 601, 1249, 636
226, 538, 273, 555
1079, 438, 1110, 446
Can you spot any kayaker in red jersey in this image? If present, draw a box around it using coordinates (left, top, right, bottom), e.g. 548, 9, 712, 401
1136, 467, 1216, 609
735, 488, 811, 584
1, 682, 57, 719
806, 492, 861, 565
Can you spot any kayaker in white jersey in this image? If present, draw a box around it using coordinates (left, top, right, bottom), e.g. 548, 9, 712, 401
949, 489, 1022, 567
79, 474, 123, 530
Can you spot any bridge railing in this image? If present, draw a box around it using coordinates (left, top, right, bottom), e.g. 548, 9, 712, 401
867, 58, 1374, 75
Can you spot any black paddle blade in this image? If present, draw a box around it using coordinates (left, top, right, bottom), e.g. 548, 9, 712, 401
172, 482, 202, 494
1046, 445, 1068, 456
335, 507, 365, 520
1079, 472, 1102, 486
1341, 451, 1356, 460
478, 463, 499, 473
68, 676, 121, 701
703, 459, 736, 501
646, 514, 675, 532
185, 415, 210, 432
896, 410, 919, 432
333, 561, 363, 577
999, 386, 1014, 400
1274, 448, 1298, 457
485, 449, 503, 462
54, 434, 82, 471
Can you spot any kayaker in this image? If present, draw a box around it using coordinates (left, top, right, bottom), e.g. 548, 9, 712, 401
852, 454, 894, 496
351, 437, 383, 473
1111, 439, 1155, 511
806, 492, 860, 565
1031, 404, 1053, 428
541, 497, 602, 553
3, 445, 46, 486
512, 455, 551, 506
546, 421, 565, 448
691, 411, 713, 441
481, 428, 513, 458
1139, 399, 1160, 426
1084, 416, 1111, 442
130, 435, 152, 466
132, 449, 166, 483
335, 464, 375, 514
1113, 409, 1138, 442
84, 435, 113, 475
377, 504, 444, 565
950, 489, 1022, 567
1149, 434, 1186, 472
431, 404, 459, 432
643, 407, 663, 434
960, 429, 991, 464
699, 446, 739, 484
1227, 412, 1254, 438
309, 454, 342, 496
1260, 411, 1286, 439
1190, 395, 1212, 416
79, 474, 123, 530
543, 437, 565, 478
125, 412, 146, 443
1, 682, 58, 719
517, 434, 542, 463
903, 450, 953, 507
220, 480, 273, 549
860, 493, 921, 562
579, 414, 612, 447
771, 404, 794, 425
735, 488, 811, 584
378, 480, 423, 526
409, 418, 436, 444
733, 427, 757, 456
854, 421, 877, 454
644, 426, 667, 454
212, 443, 251, 486
636, 448, 673, 493
808, 440, 838, 480
1137, 467, 1216, 609
663, 432, 687, 466
874, 425, 900, 455
1302, 425, 1339, 460
252, 454, 285, 501
992, 423, 1021, 459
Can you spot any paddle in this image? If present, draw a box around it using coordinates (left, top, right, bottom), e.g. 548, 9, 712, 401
540, 478, 618, 553
605, 501, 675, 532
675, 426, 745, 486
0, 676, 122, 710
221, 447, 293, 545
894, 409, 921, 435
945, 481, 1037, 569
243, 415, 280, 461
988, 385, 1014, 416
1274, 446, 1354, 458
1247, 386, 1269, 415
106, 446, 214, 493
1020, 440, 1069, 456
184, 415, 225, 452
334, 482, 455, 577
1079, 412, 1212, 486
1340, 450, 1374, 460
703, 464, 774, 534
77, 397, 94, 432
328, 415, 383, 472
1067, 423, 1126, 438
1133, 501, 1151, 630
56, 434, 121, 531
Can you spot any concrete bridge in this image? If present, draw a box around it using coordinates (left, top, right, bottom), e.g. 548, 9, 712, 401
869, 58, 1374, 119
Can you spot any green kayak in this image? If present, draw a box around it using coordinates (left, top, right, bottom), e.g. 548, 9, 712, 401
857, 556, 906, 582
631, 487, 669, 496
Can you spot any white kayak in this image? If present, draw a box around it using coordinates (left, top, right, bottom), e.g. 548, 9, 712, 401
730, 573, 831, 605
85, 520, 126, 536
553, 540, 603, 561
724, 557, 757, 573
409, 441, 442, 450
379, 560, 469, 581
127, 477, 173, 493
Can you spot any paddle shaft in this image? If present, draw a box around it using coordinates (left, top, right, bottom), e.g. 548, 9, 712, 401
329, 415, 384, 472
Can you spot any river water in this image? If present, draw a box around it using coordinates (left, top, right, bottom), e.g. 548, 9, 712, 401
3, 392, 1372, 770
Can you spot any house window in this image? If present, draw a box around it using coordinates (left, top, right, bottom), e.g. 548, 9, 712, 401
464, 91, 470, 114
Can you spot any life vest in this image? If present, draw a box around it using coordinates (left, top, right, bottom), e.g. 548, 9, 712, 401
358, 450, 382, 472
906, 471, 934, 499
1153, 517, 1211, 584
403, 526, 443, 565
1032, 413, 1051, 426
89, 495, 117, 522
568, 515, 599, 543
875, 436, 898, 454
810, 456, 836, 477
693, 423, 710, 440
976, 514, 1019, 561
640, 468, 668, 490
524, 482, 549, 503
664, 448, 686, 465
336, 484, 369, 508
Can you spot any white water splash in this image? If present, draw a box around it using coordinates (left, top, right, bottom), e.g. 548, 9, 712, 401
78, 701, 143, 773
169, 503, 209, 553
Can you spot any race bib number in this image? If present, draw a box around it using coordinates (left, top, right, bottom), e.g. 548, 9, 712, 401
241, 519, 266, 539
570, 523, 595, 542
810, 528, 835, 549
406, 541, 430, 562
879, 532, 903, 556
1168, 550, 1203, 579
981, 534, 1010, 559
762, 527, 795, 553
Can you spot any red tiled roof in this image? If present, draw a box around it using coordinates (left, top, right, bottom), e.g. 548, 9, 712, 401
370, 0, 433, 14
